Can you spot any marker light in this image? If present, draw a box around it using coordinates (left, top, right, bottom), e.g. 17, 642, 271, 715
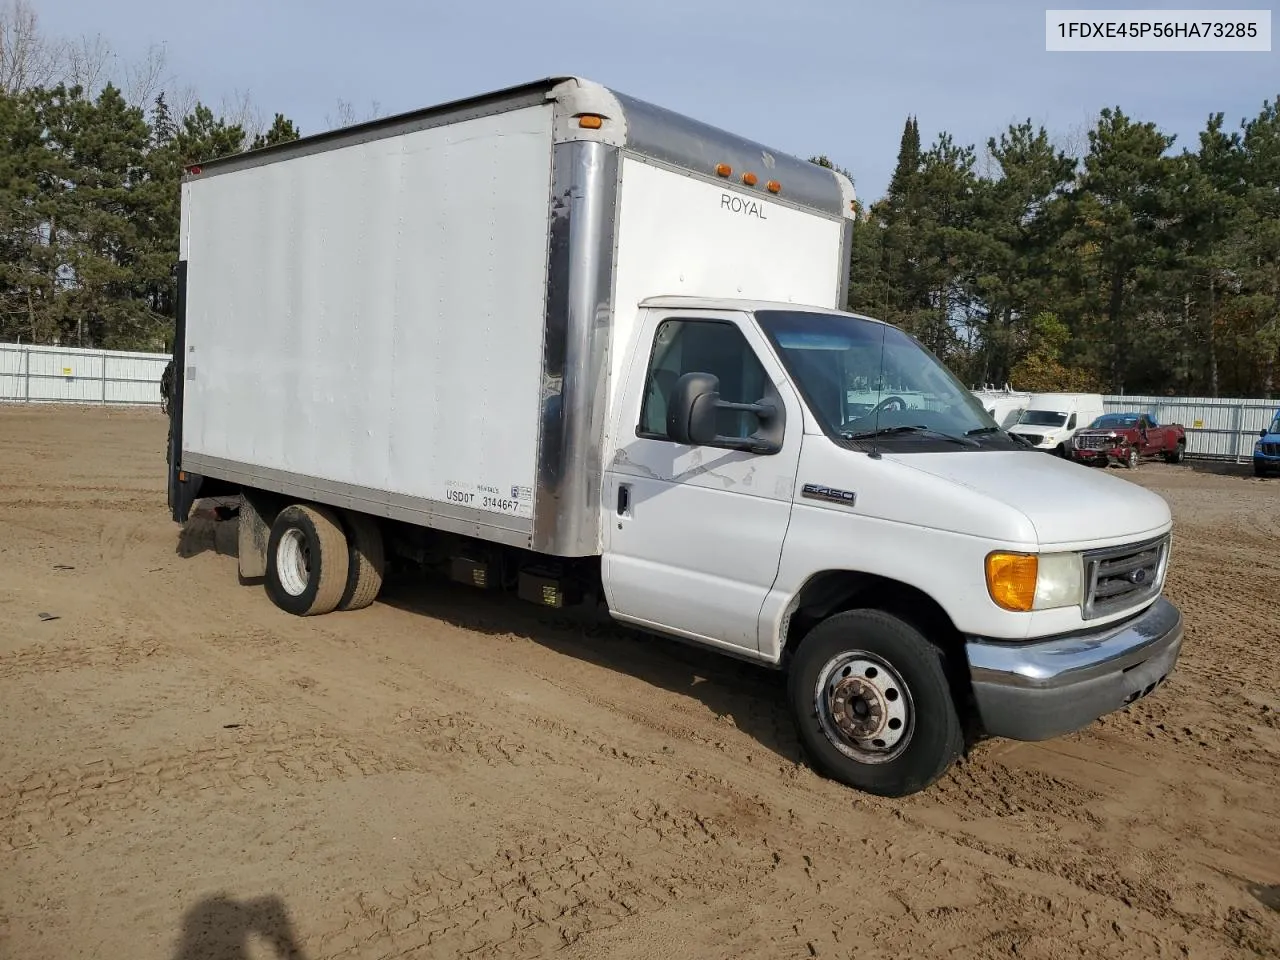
985, 551, 1085, 612
766, 180, 781, 193
741, 172, 758, 186
577, 115, 603, 129
715, 163, 732, 177
985, 552, 1037, 612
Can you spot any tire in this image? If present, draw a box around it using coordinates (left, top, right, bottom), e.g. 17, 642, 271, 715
338, 511, 385, 611
1163, 442, 1184, 464
1124, 446, 1139, 469
787, 609, 964, 797
1256, 462, 1269, 478
265, 504, 351, 616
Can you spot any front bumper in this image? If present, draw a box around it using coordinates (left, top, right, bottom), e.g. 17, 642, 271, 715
1070, 446, 1125, 463
965, 596, 1183, 741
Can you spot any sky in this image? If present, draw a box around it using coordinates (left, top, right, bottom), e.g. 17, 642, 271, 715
31, 0, 1280, 201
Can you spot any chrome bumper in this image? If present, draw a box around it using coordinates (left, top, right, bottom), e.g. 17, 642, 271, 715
965, 596, 1184, 741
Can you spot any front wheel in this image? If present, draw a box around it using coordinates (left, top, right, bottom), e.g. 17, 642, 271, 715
1124, 446, 1139, 469
1256, 462, 1269, 478
787, 610, 964, 797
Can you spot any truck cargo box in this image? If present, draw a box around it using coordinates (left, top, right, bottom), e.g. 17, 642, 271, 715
172, 76, 856, 557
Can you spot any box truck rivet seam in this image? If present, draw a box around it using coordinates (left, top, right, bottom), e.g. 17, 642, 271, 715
167, 76, 1184, 798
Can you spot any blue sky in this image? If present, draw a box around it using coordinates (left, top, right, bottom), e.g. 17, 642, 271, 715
34, 0, 1279, 200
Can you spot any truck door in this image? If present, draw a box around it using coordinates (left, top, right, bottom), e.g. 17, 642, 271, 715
602, 309, 803, 653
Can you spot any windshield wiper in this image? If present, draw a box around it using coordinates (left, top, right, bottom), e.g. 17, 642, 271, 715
964, 426, 1003, 436
842, 425, 978, 447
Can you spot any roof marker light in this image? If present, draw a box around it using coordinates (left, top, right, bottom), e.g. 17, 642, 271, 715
766, 180, 781, 194
715, 163, 732, 177
741, 172, 758, 186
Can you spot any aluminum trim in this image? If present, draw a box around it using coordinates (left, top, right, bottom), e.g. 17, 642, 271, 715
531, 141, 619, 557
610, 90, 847, 218
966, 596, 1183, 690
185, 82, 565, 179
182, 453, 535, 549
836, 219, 853, 310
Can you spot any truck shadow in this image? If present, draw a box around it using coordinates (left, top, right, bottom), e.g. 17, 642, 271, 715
377, 575, 807, 768
170, 893, 308, 960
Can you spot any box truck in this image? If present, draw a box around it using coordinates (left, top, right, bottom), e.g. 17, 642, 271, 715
167, 76, 1184, 797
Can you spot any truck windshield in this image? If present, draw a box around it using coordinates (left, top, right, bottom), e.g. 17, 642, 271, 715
755, 309, 1021, 452
1018, 410, 1069, 427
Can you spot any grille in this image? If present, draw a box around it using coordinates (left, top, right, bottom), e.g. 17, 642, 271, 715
1019, 433, 1044, 445
1082, 534, 1170, 620
1263, 442, 1280, 457
1075, 434, 1112, 450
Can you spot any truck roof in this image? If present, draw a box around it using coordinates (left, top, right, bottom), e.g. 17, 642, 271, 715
639, 295, 885, 323
184, 76, 855, 221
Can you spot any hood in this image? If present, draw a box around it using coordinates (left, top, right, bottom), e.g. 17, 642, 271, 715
888, 450, 1171, 549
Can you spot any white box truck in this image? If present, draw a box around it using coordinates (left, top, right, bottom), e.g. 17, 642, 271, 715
167, 76, 1184, 797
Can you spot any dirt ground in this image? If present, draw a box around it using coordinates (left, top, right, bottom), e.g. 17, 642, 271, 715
1, 403, 1278, 960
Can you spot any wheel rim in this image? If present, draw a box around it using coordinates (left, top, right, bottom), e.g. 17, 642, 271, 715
276, 528, 311, 596
814, 651, 914, 764
1128, 448, 1138, 467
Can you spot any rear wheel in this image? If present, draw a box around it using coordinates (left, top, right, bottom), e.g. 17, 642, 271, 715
1163, 441, 1184, 464
787, 610, 963, 797
338, 511, 385, 611
265, 504, 350, 616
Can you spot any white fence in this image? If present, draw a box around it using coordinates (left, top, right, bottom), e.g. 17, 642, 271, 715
1102, 394, 1277, 462
0, 343, 170, 406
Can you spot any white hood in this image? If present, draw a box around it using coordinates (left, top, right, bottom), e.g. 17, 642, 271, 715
890, 450, 1172, 549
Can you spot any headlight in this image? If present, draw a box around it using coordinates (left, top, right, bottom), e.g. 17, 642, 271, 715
985, 551, 1084, 612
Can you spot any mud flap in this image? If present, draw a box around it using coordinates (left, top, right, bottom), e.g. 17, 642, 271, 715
237, 490, 276, 581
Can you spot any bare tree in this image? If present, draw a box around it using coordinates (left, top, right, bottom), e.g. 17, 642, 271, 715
61, 32, 115, 93
325, 96, 383, 130
0, 0, 58, 93
220, 87, 265, 141
123, 41, 171, 107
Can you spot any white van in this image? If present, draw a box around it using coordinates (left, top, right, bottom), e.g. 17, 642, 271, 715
1008, 393, 1106, 455
972, 386, 1032, 430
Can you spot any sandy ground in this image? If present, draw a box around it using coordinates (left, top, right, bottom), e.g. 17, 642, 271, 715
0, 403, 1278, 960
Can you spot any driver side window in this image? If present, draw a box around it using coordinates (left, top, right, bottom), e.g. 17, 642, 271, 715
1067, 413, 1077, 430
638, 318, 768, 442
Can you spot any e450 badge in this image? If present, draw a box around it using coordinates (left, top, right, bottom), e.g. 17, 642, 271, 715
801, 483, 857, 507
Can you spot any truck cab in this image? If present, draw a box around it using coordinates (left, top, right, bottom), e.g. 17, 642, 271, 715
602, 297, 1182, 796
1256, 409, 1280, 477
1008, 393, 1105, 456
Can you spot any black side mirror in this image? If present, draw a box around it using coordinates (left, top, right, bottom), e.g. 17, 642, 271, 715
1262, 429, 1269, 438
667, 371, 783, 454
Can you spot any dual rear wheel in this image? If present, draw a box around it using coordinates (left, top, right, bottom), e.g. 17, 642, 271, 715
265, 503, 385, 616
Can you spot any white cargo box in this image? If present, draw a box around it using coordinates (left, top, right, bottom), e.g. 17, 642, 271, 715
174, 76, 856, 556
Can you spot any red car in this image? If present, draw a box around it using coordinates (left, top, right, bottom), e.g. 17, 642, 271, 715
1069, 412, 1186, 468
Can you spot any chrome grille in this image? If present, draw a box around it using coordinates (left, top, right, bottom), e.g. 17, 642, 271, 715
1075, 434, 1112, 450
1082, 534, 1170, 620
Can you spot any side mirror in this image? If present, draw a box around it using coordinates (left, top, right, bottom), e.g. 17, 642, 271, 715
1262, 429, 1269, 438
667, 371, 783, 454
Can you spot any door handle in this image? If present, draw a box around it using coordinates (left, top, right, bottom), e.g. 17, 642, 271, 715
617, 483, 631, 515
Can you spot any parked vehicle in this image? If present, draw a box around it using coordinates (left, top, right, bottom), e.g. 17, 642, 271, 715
1008, 393, 1105, 456
166, 76, 1183, 798
1070, 412, 1187, 469
1255, 409, 1280, 477
971, 385, 1031, 430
